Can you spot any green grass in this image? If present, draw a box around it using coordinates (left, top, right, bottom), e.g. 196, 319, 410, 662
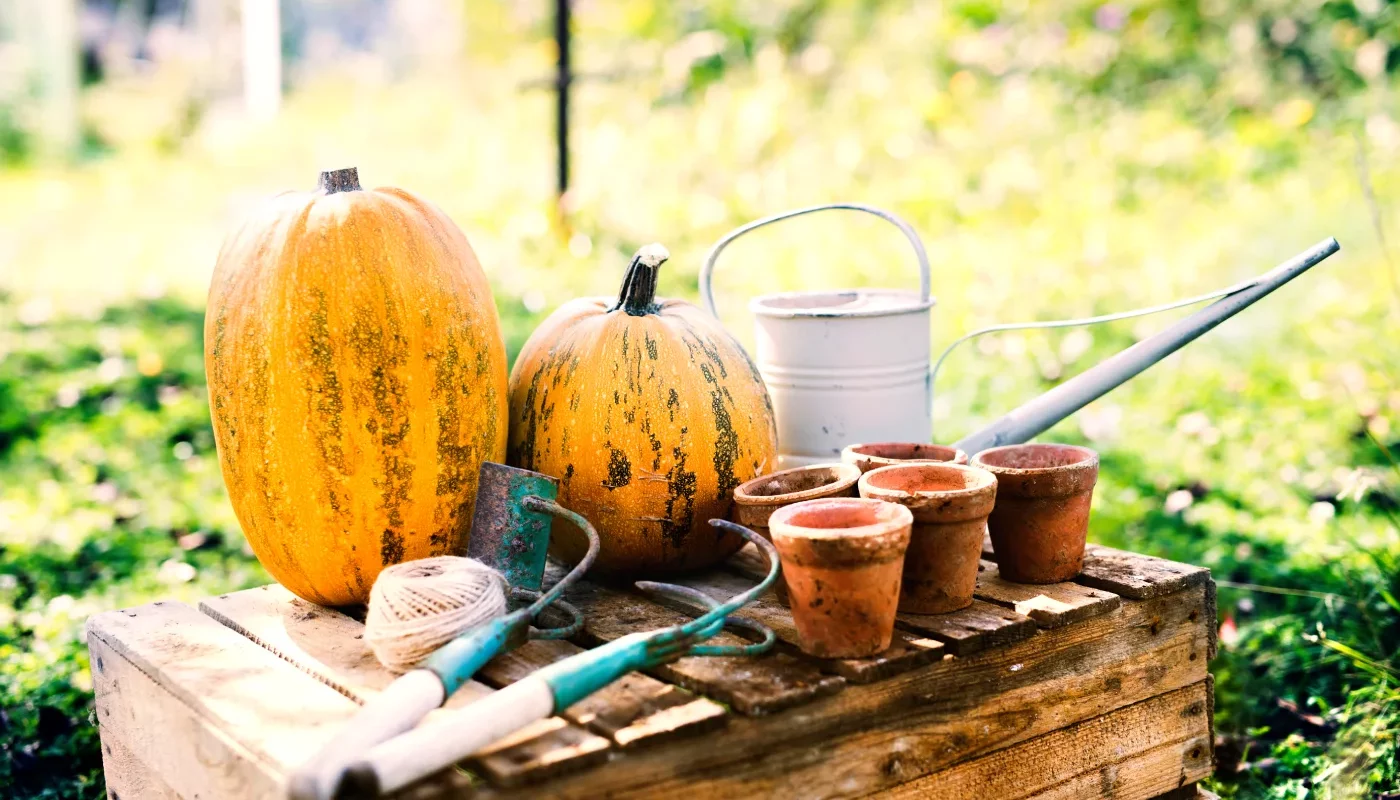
3, 1, 1400, 797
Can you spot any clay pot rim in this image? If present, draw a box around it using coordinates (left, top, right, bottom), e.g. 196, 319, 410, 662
841, 442, 969, 468
858, 462, 997, 502
769, 497, 912, 541
733, 462, 861, 507
970, 443, 1099, 477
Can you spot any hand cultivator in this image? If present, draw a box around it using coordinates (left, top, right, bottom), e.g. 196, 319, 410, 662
332, 521, 779, 800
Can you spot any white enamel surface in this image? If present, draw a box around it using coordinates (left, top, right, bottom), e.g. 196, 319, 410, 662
751, 289, 933, 465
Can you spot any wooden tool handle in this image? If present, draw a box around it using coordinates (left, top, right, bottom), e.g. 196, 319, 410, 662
287, 669, 445, 800
342, 676, 555, 798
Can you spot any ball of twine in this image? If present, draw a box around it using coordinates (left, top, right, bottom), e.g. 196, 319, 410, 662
364, 556, 510, 673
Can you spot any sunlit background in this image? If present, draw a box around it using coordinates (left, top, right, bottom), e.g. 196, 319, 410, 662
2, 1, 1399, 797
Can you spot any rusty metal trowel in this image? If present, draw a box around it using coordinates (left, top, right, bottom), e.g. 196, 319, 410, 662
288, 462, 601, 800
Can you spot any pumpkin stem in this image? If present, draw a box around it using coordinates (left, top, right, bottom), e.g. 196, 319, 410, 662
318, 168, 362, 194
614, 243, 669, 316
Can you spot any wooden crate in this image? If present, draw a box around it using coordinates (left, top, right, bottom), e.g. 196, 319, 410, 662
87, 540, 1217, 799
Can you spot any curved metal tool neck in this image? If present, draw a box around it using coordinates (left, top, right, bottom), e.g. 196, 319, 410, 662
954, 237, 1340, 455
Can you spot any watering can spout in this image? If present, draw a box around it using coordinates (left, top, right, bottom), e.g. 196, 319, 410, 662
953, 237, 1341, 455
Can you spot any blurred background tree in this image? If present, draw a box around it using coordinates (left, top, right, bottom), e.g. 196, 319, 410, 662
1, 1, 1399, 798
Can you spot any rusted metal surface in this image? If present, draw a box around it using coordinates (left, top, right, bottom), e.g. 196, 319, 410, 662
469, 462, 559, 591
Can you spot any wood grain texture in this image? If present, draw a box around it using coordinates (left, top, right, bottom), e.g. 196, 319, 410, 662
1025, 735, 1213, 800
662, 568, 946, 683
199, 584, 612, 786
896, 600, 1038, 656
974, 560, 1122, 628
100, 733, 180, 800
87, 601, 358, 797
562, 576, 846, 715
483, 638, 728, 748
471, 583, 1213, 799
1076, 545, 1211, 600
880, 680, 1213, 799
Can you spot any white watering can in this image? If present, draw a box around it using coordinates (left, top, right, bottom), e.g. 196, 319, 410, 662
699, 204, 1340, 468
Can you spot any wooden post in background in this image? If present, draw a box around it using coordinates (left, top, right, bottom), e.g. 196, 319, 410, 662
241, 0, 281, 120
31, 0, 81, 160
554, 0, 571, 199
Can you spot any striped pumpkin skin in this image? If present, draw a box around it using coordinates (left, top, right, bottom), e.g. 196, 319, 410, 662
205, 169, 507, 606
507, 246, 778, 574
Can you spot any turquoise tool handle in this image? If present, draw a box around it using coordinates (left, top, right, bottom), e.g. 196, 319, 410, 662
421, 607, 532, 695
534, 631, 655, 710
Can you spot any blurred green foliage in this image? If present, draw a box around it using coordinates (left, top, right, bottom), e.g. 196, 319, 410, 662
3, 1, 1400, 798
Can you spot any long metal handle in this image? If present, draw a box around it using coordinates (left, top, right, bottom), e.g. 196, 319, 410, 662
954, 237, 1341, 454
699, 203, 932, 318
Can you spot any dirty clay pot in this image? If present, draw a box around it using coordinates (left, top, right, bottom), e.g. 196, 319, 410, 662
859, 462, 997, 614
841, 442, 969, 474
732, 463, 861, 604
768, 498, 912, 658
971, 444, 1099, 584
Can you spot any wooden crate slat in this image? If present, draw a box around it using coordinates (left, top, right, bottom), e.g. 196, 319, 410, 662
974, 560, 1122, 628
1023, 735, 1212, 800
664, 569, 946, 683
1077, 545, 1211, 600
878, 680, 1213, 799
896, 599, 1037, 656
199, 585, 478, 702
199, 585, 612, 788
99, 718, 183, 800
87, 601, 356, 795
560, 576, 846, 715
981, 534, 1211, 602
484, 638, 729, 748
472, 583, 1213, 799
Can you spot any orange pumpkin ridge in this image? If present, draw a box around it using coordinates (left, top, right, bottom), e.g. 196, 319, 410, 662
206, 168, 507, 605
507, 244, 778, 575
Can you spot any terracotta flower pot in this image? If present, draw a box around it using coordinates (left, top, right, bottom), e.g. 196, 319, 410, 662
731, 463, 861, 604
859, 462, 997, 614
971, 444, 1099, 584
768, 498, 912, 658
841, 442, 969, 474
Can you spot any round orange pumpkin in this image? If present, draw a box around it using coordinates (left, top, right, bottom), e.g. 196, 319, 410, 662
507, 244, 778, 574
205, 168, 508, 606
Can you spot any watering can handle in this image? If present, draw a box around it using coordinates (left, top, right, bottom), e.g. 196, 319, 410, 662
699, 203, 932, 318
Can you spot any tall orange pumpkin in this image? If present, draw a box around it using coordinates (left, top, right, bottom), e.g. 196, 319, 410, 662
508, 244, 778, 574
206, 168, 508, 606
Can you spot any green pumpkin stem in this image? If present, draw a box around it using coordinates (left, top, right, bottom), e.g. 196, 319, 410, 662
614, 243, 670, 316
318, 168, 362, 194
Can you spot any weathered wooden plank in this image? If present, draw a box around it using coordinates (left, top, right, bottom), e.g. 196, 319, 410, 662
472, 716, 611, 789
200, 585, 484, 702
200, 585, 612, 788
100, 731, 180, 800
662, 569, 946, 683
484, 638, 729, 748
473, 583, 1214, 800
1026, 735, 1212, 800
982, 535, 1210, 602
879, 680, 1212, 799
561, 577, 846, 715
896, 599, 1037, 656
87, 601, 355, 797
1076, 545, 1211, 601
974, 560, 1122, 628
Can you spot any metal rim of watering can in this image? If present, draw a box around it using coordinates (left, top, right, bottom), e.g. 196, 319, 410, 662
699, 203, 933, 320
